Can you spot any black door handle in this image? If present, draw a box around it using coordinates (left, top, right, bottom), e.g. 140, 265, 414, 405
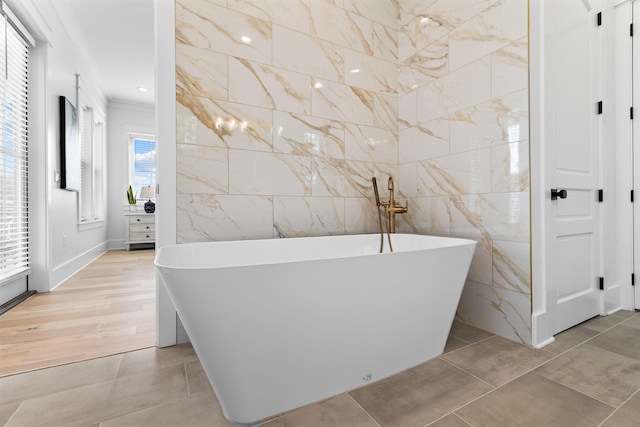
551, 189, 567, 200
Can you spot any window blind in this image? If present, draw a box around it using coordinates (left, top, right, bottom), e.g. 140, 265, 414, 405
76, 76, 105, 224
79, 105, 93, 221
0, 9, 31, 284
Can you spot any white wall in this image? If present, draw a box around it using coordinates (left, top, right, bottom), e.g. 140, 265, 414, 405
106, 100, 155, 249
7, 0, 110, 291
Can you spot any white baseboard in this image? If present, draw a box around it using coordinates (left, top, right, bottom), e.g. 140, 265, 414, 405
108, 239, 126, 250
51, 241, 109, 290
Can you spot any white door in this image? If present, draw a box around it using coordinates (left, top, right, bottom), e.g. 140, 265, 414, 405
545, 0, 603, 334
634, 1, 640, 310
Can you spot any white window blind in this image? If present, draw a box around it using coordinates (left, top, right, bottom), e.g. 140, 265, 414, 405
77, 78, 104, 224
0, 9, 31, 284
129, 135, 156, 199
79, 105, 93, 221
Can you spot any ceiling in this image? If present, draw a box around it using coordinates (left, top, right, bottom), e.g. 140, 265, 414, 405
54, 0, 155, 105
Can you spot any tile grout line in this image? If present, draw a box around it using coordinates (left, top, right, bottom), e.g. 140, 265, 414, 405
443, 332, 497, 356
597, 387, 640, 427
435, 313, 639, 426
345, 392, 383, 427
431, 341, 567, 424
4, 400, 25, 427
438, 357, 497, 390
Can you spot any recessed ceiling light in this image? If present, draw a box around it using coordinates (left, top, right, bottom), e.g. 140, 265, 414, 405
350, 68, 361, 74
138, 86, 148, 92
314, 82, 323, 89
241, 36, 252, 44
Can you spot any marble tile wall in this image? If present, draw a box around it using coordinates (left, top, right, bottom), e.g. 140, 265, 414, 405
176, 0, 398, 242
175, 0, 531, 344
396, 0, 530, 344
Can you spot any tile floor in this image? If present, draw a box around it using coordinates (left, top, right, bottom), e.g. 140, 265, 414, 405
1, 310, 640, 426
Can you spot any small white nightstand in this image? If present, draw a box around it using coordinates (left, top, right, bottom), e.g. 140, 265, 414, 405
125, 213, 155, 250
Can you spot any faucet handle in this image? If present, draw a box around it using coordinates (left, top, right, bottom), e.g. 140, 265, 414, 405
395, 200, 408, 213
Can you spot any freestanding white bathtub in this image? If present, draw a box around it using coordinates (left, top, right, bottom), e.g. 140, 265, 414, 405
155, 233, 476, 424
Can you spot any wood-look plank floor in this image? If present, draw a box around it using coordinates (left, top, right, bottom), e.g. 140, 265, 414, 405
0, 249, 156, 377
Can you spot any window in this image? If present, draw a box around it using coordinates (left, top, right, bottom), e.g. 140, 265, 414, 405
77, 78, 105, 224
129, 134, 156, 200
0, 5, 33, 284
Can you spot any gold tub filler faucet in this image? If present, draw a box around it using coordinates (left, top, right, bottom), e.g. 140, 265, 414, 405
371, 176, 408, 253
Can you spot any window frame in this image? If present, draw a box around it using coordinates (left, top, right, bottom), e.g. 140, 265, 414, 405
0, 4, 34, 285
128, 132, 156, 203
76, 76, 105, 230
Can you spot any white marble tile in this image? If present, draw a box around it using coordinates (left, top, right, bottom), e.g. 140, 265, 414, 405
176, 0, 272, 64
398, 162, 418, 197
450, 192, 529, 241
228, 0, 311, 34
450, 89, 528, 153
229, 58, 311, 114
345, 197, 379, 234
177, 101, 223, 147
274, 196, 345, 237
396, 196, 450, 236
467, 238, 493, 286
373, 23, 398, 63
176, 194, 274, 242
273, 25, 344, 82
417, 149, 492, 197
448, 0, 527, 71
310, 0, 374, 54
311, 79, 374, 125
491, 37, 528, 98
344, 0, 398, 29
177, 96, 273, 151
491, 141, 529, 193
399, 37, 449, 94
492, 240, 530, 294
373, 163, 400, 190
373, 93, 398, 131
416, 0, 491, 51
416, 57, 491, 123
345, 49, 397, 94
398, 17, 416, 63
399, 117, 449, 164
398, 0, 439, 26
312, 158, 373, 197
398, 91, 417, 130
273, 111, 345, 158
345, 124, 397, 163
177, 144, 228, 195
176, 43, 227, 100
456, 280, 531, 345
229, 150, 312, 196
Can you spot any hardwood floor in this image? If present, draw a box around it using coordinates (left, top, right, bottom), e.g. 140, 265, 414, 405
0, 249, 156, 377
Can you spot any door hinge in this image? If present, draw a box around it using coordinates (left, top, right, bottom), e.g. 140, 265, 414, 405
632, 23, 634, 36
632, 190, 635, 202
597, 12, 602, 26
599, 277, 604, 290
631, 107, 634, 119
597, 101, 603, 114
633, 273, 635, 287
598, 189, 604, 202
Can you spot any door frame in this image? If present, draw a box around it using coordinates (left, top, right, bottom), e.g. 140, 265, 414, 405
531, 0, 627, 348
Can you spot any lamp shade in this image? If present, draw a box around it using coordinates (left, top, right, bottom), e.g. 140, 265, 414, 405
139, 186, 155, 200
